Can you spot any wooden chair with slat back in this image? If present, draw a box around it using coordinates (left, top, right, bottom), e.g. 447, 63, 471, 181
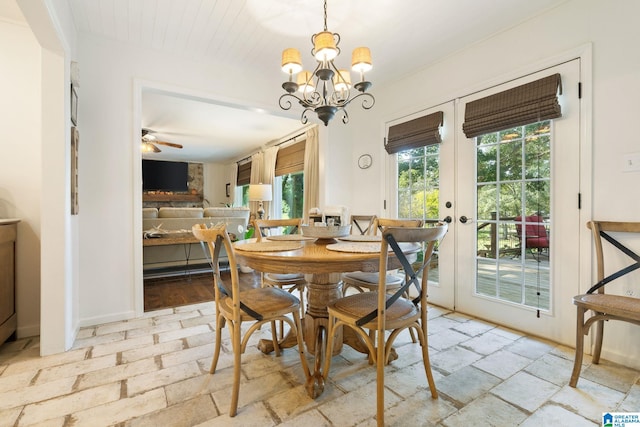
342, 218, 424, 295
570, 220, 640, 387
324, 224, 448, 427
192, 223, 310, 416
342, 218, 424, 344
350, 214, 377, 235
253, 218, 308, 337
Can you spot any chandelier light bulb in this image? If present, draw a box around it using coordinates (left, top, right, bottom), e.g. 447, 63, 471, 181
297, 71, 315, 93
333, 69, 351, 92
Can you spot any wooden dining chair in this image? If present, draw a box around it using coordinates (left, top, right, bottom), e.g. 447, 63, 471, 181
323, 224, 448, 427
253, 218, 308, 336
192, 223, 310, 417
350, 214, 377, 235
342, 218, 424, 295
570, 220, 640, 387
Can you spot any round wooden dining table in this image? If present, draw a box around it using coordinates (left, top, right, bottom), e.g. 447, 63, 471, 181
233, 235, 418, 398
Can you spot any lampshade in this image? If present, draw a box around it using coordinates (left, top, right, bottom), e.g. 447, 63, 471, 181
351, 47, 372, 73
297, 71, 315, 93
281, 48, 302, 74
333, 69, 351, 92
313, 31, 338, 61
248, 184, 273, 202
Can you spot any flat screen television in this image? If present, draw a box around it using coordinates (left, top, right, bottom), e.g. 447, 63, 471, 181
142, 160, 189, 192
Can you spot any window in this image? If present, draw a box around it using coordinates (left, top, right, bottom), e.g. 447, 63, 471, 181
275, 140, 305, 219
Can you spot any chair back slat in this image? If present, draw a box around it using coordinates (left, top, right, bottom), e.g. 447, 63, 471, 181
372, 218, 423, 235
350, 215, 377, 235
586, 220, 640, 294
253, 218, 303, 241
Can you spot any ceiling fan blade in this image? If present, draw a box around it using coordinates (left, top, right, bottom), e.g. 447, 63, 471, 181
151, 143, 161, 153
154, 141, 183, 149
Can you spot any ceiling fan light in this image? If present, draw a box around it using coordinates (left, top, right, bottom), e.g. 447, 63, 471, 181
281, 48, 302, 74
333, 69, 351, 92
313, 31, 338, 61
297, 71, 315, 93
351, 47, 372, 73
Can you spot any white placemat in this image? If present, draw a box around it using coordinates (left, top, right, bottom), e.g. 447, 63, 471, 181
235, 241, 303, 252
265, 234, 315, 241
326, 242, 421, 253
338, 235, 382, 242
326, 242, 382, 253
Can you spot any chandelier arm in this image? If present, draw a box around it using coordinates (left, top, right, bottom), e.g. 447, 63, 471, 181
280, 93, 314, 110
341, 92, 376, 110
339, 108, 350, 124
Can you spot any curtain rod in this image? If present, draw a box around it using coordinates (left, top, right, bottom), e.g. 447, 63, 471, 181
274, 131, 305, 147
237, 130, 307, 164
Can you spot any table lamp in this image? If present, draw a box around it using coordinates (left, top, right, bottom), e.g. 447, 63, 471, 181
248, 183, 273, 219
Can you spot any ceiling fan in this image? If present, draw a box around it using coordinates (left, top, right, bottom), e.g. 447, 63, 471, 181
141, 128, 183, 153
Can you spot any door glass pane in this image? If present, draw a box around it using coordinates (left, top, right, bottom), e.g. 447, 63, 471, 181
397, 145, 441, 284
475, 120, 551, 310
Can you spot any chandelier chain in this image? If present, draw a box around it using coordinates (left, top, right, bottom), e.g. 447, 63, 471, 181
323, 0, 328, 31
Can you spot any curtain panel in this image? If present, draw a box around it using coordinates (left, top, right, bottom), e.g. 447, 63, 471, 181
303, 126, 319, 223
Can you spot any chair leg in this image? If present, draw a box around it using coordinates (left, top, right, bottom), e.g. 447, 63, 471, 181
271, 320, 281, 356
293, 312, 311, 380
229, 321, 242, 417
210, 315, 225, 374
376, 325, 385, 427
569, 306, 586, 387
322, 314, 337, 381
592, 316, 604, 364
415, 326, 438, 398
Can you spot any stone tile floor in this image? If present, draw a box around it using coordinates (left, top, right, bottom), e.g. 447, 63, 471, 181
0, 302, 639, 426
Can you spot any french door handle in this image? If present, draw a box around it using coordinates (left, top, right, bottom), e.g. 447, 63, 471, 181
443, 216, 452, 223
459, 215, 472, 224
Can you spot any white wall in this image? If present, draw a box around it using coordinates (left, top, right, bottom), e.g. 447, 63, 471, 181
331, 0, 640, 367
74, 33, 302, 326
0, 18, 42, 339
203, 162, 227, 207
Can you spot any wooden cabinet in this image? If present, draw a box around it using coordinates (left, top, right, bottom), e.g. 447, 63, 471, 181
0, 219, 19, 345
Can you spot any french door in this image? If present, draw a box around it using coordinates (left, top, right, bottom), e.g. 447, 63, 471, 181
390, 59, 582, 344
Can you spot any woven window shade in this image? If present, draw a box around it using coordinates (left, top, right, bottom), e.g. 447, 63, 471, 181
275, 140, 306, 176
462, 73, 562, 138
237, 161, 251, 186
385, 111, 443, 154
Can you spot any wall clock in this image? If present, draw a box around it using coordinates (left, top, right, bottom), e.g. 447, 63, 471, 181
358, 154, 372, 169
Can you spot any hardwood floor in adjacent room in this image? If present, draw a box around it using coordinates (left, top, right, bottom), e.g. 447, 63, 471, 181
144, 269, 261, 311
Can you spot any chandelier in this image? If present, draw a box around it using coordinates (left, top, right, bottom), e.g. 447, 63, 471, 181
279, 0, 375, 126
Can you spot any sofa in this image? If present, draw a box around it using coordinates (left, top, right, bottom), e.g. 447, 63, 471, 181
142, 207, 250, 274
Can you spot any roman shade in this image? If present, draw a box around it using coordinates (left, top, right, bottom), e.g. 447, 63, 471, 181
236, 161, 251, 186
275, 140, 305, 176
385, 111, 443, 154
462, 73, 562, 138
